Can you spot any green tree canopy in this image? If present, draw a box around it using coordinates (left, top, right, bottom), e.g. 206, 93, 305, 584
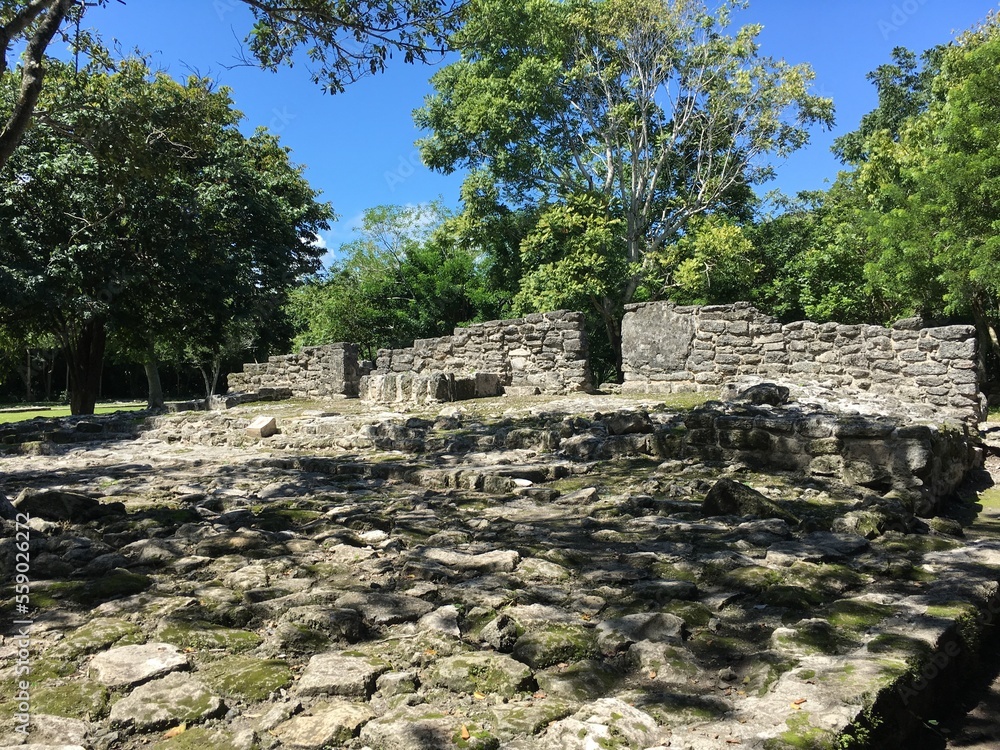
0, 57, 331, 413
415, 0, 833, 376
288, 202, 499, 359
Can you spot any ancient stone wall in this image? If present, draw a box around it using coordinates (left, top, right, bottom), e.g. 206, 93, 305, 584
228, 311, 591, 404
622, 302, 981, 420
227, 342, 364, 399
362, 310, 591, 402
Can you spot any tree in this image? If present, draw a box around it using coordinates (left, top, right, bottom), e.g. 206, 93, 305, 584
832, 45, 943, 165
415, 0, 833, 376
0, 58, 331, 413
0, 0, 464, 171
855, 18, 1000, 376
288, 202, 499, 358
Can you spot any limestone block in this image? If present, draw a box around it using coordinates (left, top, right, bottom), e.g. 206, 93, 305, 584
246, 416, 277, 439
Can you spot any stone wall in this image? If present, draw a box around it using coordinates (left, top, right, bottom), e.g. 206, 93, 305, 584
228, 311, 591, 404
227, 342, 364, 399
362, 310, 591, 402
622, 302, 982, 421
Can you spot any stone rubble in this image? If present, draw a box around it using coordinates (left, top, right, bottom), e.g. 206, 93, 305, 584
0, 392, 994, 750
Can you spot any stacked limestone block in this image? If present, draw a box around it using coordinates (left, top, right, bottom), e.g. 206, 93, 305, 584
621, 302, 981, 421
227, 342, 363, 399
364, 310, 591, 403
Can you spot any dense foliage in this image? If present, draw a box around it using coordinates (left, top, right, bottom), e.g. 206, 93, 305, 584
0, 58, 331, 413
415, 0, 832, 375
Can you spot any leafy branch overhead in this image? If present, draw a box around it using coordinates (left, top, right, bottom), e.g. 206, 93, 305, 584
0, 0, 466, 171
242, 0, 465, 92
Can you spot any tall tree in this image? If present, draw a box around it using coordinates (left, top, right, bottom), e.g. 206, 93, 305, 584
0, 58, 331, 413
415, 0, 833, 376
0, 0, 464, 171
856, 18, 1000, 376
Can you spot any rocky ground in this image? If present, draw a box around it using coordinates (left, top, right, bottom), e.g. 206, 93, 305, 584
0, 393, 998, 750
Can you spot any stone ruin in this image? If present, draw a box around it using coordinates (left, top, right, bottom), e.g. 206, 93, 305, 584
222, 302, 989, 518
621, 301, 982, 423
228, 310, 592, 405
2, 304, 998, 750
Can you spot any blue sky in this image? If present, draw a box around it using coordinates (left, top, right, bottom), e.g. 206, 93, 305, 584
78, 0, 998, 258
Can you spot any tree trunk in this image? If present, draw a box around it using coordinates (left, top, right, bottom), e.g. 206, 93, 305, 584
0, 0, 72, 170
970, 297, 1000, 393
594, 298, 624, 384
25, 348, 32, 402
144, 359, 164, 409
66, 318, 107, 415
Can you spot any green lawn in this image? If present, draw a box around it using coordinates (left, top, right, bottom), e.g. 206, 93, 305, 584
0, 403, 146, 425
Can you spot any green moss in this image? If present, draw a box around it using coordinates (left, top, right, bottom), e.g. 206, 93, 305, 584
764, 586, 826, 610
33, 680, 109, 720
744, 656, 799, 697
788, 562, 867, 596
774, 621, 859, 656
925, 601, 977, 620
662, 601, 713, 628
825, 600, 896, 634
622, 689, 729, 727
253, 506, 324, 532
73, 571, 153, 605
715, 565, 784, 592
29, 656, 78, 682
451, 724, 499, 749
198, 656, 293, 701
512, 625, 599, 670
158, 620, 262, 653
764, 711, 838, 750
877, 534, 960, 554
649, 563, 699, 583
148, 727, 241, 750
53, 617, 142, 658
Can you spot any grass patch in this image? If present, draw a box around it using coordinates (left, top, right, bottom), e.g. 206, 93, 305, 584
0, 403, 145, 424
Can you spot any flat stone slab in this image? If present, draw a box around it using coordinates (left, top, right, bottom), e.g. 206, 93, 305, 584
766, 531, 870, 566
596, 613, 686, 651
532, 698, 660, 749
415, 547, 520, 573
296, 652, 388, 698
246, 416, 278, 438
272, 700, 375, 748
108, 672, 223, 730
88, 642, 187, 688
334, 591, 434, 626
359, 706, 497, 750
427, 652, 533, 698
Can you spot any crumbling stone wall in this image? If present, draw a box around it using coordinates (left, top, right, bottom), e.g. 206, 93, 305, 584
227, 342, 364, 399
622, 302, 981, 420
228, 311, 591, 404
362, 310, 591, 401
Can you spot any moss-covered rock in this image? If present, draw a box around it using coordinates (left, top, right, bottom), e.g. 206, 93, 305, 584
427, 652, 533, 698
53, 617, 142, 659
512, 624, 599, 670
32, 680, 109, 720
771, 619, 860, 657
197, 655, 293, 701
157, 619, 262, 653
148, 727, 242, 750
